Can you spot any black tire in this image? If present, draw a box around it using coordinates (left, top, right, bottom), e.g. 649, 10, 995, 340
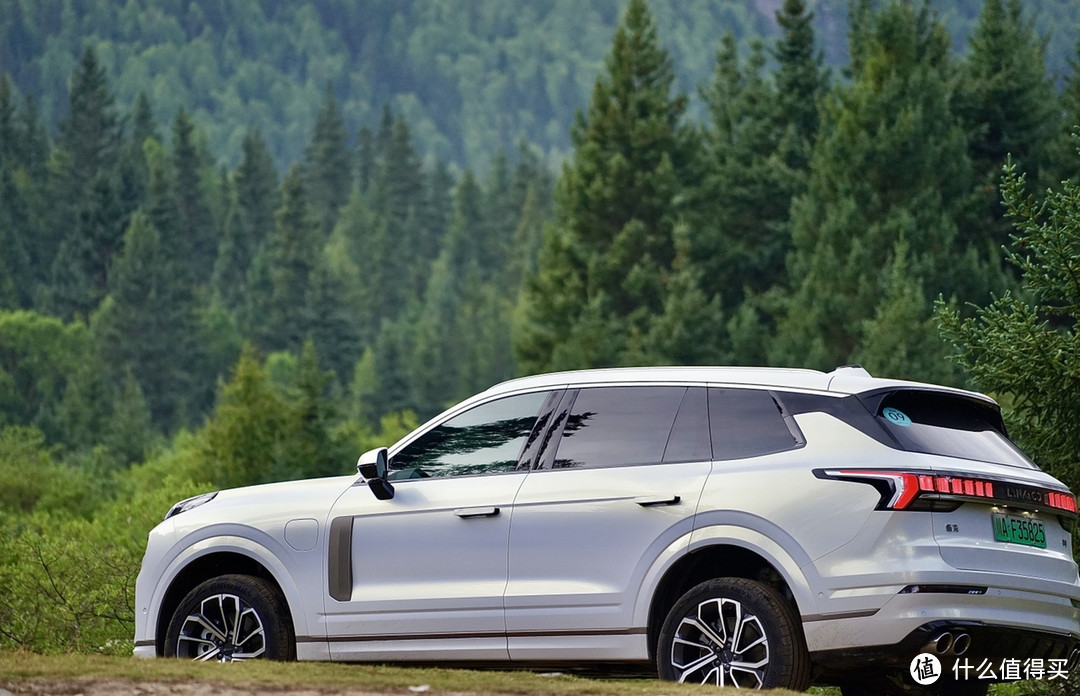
657, 577, 812, 690
164, 574, 295, 661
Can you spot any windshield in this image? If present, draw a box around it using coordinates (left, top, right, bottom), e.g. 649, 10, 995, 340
869, 390, 1037, 470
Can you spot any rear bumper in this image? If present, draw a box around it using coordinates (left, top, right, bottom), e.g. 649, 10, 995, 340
804, 579, 1080, 681
812, 620, 1080, 674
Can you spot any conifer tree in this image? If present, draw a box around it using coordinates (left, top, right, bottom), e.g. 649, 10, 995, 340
214, 129, 279, 311
303, 85, 353, 237
171, 109, 218, 286
197, 345, 289, 488
46, 173, 128, 321
0, 76, 17, 170
43, 48, 127, 319
774, 0, 826, 167
937, 142, 1080, 482
91, 211, 199, 432
697, 0, 826, 313
954, 0, 1058, 250
305, 256, 361, 384
363, 114, 426, 324
57, 47, 122, 195
772, 1, 983, 373
256, 166, 323, 355
0, 78, 33, 309
279, 338, 352, 479
515, 0, 691, 372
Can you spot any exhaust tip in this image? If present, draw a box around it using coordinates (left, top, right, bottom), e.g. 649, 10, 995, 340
952, 632, 971, 655
1067, 647, 1080, 673
932, 632, 954, 655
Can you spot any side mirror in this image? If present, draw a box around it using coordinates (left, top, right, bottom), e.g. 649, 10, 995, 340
356, 447, 395, 500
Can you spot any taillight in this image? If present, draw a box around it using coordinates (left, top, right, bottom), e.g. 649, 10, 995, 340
814, 468, 1078, 514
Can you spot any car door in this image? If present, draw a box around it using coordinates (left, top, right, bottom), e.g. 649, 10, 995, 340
505, 385, 713, 660
324, 389, 558, 661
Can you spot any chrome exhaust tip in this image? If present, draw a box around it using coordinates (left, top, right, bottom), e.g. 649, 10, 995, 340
952, 632, 971, 656
930, 632, 954, 655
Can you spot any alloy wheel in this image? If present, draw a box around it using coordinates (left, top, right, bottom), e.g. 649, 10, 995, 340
669, 596, 770, 688
175, 592, 267, 661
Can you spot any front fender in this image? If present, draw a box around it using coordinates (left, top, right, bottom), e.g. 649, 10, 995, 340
143, 528, 318, 649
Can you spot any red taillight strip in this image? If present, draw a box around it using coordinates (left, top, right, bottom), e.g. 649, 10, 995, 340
821, 469, 1078, 514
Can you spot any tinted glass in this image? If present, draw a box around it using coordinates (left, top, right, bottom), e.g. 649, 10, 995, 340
663, 387, 712, 462
389, 391, 548, 479
709, 388, 800, 460
875, 391, 1036, 469
553, 386, 686, 469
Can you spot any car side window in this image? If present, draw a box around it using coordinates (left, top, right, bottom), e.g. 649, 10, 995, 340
664, 387, 712, 462
552, 386, 687, 469
709, 388, 802, 460
389, 391, 549, 479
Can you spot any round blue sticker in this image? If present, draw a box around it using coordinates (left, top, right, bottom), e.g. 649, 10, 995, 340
882, 407, 912, 427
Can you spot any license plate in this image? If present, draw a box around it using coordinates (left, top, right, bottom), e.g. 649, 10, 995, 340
992, 513, 1046, 548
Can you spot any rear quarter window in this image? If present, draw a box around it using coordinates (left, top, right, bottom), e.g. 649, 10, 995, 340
709, 388, 804, 460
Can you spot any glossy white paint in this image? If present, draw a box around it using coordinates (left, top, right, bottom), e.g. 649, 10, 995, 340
133, 365, 1080, 678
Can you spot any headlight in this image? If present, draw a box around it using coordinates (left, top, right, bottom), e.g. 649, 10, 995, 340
164, 491, 218, 520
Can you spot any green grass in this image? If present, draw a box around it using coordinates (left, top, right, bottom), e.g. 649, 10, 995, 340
0, 652, 811, 695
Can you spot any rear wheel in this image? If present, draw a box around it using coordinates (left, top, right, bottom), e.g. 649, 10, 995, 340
165, 574, 294, 661
657, 577, 811, 690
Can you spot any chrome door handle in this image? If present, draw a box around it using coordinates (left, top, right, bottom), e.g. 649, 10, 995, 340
635, 495, 681, 507
454, 506, 501, 518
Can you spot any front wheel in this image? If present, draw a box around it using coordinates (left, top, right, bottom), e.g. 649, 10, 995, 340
164, 574, 295, 661
657, 577, 811, 690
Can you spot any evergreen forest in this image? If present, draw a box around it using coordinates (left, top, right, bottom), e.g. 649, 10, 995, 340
3, 4, 1080, 687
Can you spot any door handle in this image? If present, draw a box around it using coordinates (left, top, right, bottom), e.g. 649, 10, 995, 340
635, 495, 681, 507
454, 506, 501, 518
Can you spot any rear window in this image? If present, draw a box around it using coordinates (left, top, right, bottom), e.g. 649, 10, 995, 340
871, 390, 1037, 469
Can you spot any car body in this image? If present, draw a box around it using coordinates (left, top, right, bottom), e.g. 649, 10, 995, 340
133, 365, 1080, 693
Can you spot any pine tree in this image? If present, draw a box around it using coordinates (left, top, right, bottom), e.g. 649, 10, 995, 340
256, 166, 322, 355
43, 47, 126, 319
696, 0, 826, 314
356, 125, 376, 193
303, 85, 353, 237
937, 142, 1080, 484
197, 345, 289, 489
514, 0, 691, 372
0, 75, 17, 170
774, 0, 826, 167
954, 0, 1058, 250
0, 78, 33, 309
171, 109, 218, 286
46, 173, 128, 321
631, 223, 727, 366
214, 129, 279, 311
772, 1, 983, 373
854, 238, 959, 384
363, 113, 426, 325
281, 338, 352, 479
305, 255, 361, 384
57, 47, 122, 194
90, 211, 199, 433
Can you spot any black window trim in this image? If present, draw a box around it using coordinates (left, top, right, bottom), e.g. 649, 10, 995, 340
386, 387, 562, 481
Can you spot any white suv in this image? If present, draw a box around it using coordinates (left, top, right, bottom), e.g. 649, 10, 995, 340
134, 366, 1080, 694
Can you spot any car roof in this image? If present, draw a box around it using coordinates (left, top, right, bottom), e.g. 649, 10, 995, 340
480, 365, 990, 401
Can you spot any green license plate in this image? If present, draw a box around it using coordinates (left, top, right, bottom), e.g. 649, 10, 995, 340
992, 513, 1046, 548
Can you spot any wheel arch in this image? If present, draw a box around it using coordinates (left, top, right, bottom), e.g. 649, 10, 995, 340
154, 545, 297, 656
645, 538, 814, 662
